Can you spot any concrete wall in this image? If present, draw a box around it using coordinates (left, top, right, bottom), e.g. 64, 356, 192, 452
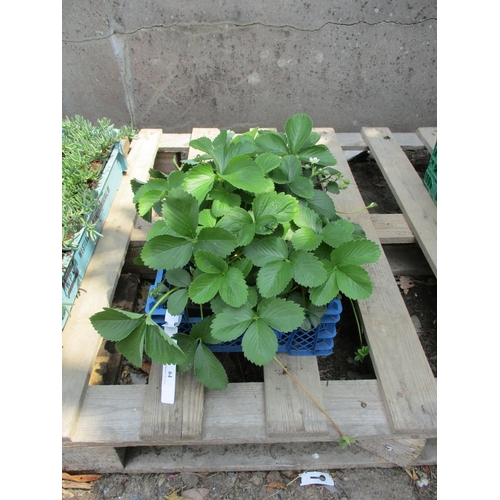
62, 1, 436, 133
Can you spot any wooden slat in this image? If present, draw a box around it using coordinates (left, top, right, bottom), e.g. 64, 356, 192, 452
362, 127, 437, 276
263, 354, 328, 438
140, 363, 205, 441
157, 133, 192, 150
317, 128, 437, 436
416, 128, 437, 152
357, 437, 427, 468
138, 129, 215, 441
68, 380, 393, 446
62, 129, 163, 442
370, 214, 415, 244
123, 439, 435, 472
335, 132, 425, 151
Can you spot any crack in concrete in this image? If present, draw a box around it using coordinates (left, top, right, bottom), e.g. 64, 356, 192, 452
63, 18, 436, 44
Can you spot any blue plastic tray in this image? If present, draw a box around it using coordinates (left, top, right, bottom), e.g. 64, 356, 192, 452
145, 269, 342, 356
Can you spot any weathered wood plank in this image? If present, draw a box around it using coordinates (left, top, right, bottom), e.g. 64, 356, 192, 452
416, 128, 437, 152
140, 362, 183, 440
362, 127, 437, 276
62, 446, 126, 473
370, 214, 415, 244
68, 380, 413, 447
263, 354, 328, 438
316, 128, 437, 436
62, 129, 162, 442
335, 132, 425, 150
139, 129, 215, 442
157, 133, 192, 150
357, 437, 427, 468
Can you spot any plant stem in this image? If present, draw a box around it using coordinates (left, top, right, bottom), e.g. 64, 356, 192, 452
272, 355, 347, 439
336, 202, 377, 214
349, 298, 363, 347
146, 287, 180, 316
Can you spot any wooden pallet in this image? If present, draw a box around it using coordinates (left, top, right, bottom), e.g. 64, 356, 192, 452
62, 126, 437, 473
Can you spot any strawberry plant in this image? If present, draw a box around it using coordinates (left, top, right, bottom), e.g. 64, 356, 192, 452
90, 114, 381, 390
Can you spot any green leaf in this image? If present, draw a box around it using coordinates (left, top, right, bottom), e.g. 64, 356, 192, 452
144, 318, 187, 365
241, 320, 278, 366
254, 214, 278, 234
291, 227, 323, 251
255, 152, 281, 173
166, 169, 185, 189
306, 189, 337, 219
290, 250, 327, 287
244, 237, 288, 267
256, 260, 293, 298
298, 145, 337, 167
189, 273, 224, 304
293, 205, 323, 232
255, 131, 289, 155
194, 227, 237, 258
146, 219, 174, 240
165, 268, 191, 287
90, 308, 145, 341
270, 155, 301, 183
219, 267, 248, 307
221, 156, 270, 193
331, 239, 381, 266
190, 316, 220, 345
141, 235, 193, 270
199, 208, 217, 227
285, 113, 313, 154
162, 188, 198, 238
257, 297, 305, 332
132, 178, 169, 216
232, 256, 254, 278
211, 305, 255, 341
210, 187, 241, 217
226, 134, 259, 160
173, 334, 196, 372
189, 136, 214, 156
321, 219, 355, 248
194, 343, 228, 390
253, 192, 299, 224
217, 208, 256, 247
194, 250, 228, 274
182, 163, 215, 204
116, 323, 145, 367
309, 261, 340, 306
166, 288, 189, 315
336, 265, 373, 299
289, 176, 315, 199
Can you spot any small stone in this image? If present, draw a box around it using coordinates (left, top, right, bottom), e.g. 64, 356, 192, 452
129, 372, 148, 384
411, 315, 422, 331
181, 472, 199, 489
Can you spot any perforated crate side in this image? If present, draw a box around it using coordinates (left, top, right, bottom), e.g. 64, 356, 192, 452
145, 270, 342, 357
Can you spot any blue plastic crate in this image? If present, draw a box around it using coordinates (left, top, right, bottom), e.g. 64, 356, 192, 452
145, 269, 342, 357
62, 142, 128, 328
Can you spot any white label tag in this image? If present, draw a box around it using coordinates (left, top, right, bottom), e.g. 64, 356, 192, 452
160, 313, 182, 404
299, 471, 335, 487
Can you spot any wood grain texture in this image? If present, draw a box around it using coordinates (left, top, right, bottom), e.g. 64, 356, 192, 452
361, 127, 437, 276
263, 354, 328, 438
316, 128, 437, 436
62, 130, 162, 442
416, 127, 437, 152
